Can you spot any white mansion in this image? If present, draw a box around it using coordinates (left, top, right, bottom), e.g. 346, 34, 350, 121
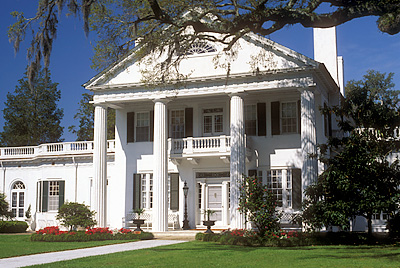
0, 28, 387, 232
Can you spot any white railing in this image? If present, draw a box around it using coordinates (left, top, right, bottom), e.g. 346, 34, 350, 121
167, 135, 253, 156
0, 140, 115, 159
354, 127, 400, 140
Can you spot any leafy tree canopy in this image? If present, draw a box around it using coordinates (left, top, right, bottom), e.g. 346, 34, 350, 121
0, 67, 64, 147
56, 202, 96, 231
303, 70, 400, 234
0, 193, 13, 220
8, 0, 400, 82
68, 93, 115, 141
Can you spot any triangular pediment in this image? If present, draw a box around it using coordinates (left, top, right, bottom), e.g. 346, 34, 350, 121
84, 33, 319, 90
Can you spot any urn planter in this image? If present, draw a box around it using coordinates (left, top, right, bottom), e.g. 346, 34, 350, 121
203, 220, 216, 234
132, 219, 145, 232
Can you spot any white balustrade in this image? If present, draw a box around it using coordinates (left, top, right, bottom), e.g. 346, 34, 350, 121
0, 140, 115, 159
169, 135, 235, 155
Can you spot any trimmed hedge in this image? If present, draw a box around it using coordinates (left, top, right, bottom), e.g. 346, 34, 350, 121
31, 231, 154, 242
196, 231, 393, 247
0, 221, 28, 233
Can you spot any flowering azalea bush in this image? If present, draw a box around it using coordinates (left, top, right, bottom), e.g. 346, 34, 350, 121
31, 226, 154, 242
238, 175, 280, 237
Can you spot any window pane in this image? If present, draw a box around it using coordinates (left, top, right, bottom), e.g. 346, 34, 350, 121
12, 192, 17, 208
48, 181, 60, 211
267, 170, 283, 207
18, 208, 24, 218
19, 192, 24, 207
171, 110, 185, 138
204, 116, 212, 133
214, 115, 223, 132
282, 102, 297, 134
136, 112, 150, 141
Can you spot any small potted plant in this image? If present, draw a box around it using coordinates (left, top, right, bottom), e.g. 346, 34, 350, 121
25, 204, 32, 231
203, 209, 216, 233
132, 208, 145, 232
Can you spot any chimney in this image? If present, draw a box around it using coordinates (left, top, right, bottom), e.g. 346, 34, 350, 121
313, 27, 345, 96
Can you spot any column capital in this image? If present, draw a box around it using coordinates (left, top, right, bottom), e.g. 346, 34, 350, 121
297, 86, 316, 94
228, 91, 247, 98
151, 95, 171, 104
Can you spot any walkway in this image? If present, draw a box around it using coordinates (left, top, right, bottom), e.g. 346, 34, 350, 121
0, 239, 188, 268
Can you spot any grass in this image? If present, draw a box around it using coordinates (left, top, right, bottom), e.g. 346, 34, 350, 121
0, 234, 136, 259
29, 241, 400, 268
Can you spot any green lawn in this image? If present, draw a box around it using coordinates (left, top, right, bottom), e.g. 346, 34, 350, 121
30, 241, 400, 268
0, 235, 136, 258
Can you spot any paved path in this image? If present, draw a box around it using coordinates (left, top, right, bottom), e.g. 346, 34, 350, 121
0, 240, 188, 268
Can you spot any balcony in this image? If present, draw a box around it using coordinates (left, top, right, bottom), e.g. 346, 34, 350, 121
0, 140, 116, 160
168, 135, 252, 159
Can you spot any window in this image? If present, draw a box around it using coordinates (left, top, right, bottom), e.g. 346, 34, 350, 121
265, 169, 301, 209
171, 110, 185, 139
11, 181, 25, 218
136, 112, 150, 142
271, 101, 300, 135
37, 180, 65, 212
281, 102, 298, 133
203, 108, 223, 135
133, 173, 178, 211
245, 105, 257, 136
186, 42, 217, 55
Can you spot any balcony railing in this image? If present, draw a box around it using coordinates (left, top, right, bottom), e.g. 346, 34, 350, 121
169, 135, 252, 156
0, 140, 115, 160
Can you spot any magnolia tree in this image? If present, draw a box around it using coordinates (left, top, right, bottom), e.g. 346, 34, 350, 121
239, 175, 280, 236
0, 193, 13, 220
56, 202, 96, 231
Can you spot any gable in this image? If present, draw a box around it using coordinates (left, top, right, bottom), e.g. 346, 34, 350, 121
84, 33, 318, 90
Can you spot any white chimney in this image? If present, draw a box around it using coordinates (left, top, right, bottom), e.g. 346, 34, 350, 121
313, 27, 345, 96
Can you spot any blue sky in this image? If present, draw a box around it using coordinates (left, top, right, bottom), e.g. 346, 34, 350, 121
1, 0, 399, 142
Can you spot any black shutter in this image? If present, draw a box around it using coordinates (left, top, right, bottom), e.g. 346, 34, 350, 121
127, 112, 135, 143
328, 110, 332, 137
185, 108, 193, 137
297, 100, 301, 134
170, 173, 179, 211
133, 174, 141, 209
257, 103, 266, 136
292, 169, 302, 210
271, 101, 280, 135
248, 169, 257, 177
150, 110, 154, 141
42, 181, 49, 212
37, 181, 42, 212
58, 181, 65, 209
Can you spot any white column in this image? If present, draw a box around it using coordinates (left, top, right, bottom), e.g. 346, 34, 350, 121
229, 93, 245, 229
93, 105, 108, 227
152, 98, 169, 232
201, 182, 206, 222
300, 88, 318, 198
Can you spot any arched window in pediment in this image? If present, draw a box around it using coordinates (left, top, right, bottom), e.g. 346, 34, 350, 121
186, 42, 217, 55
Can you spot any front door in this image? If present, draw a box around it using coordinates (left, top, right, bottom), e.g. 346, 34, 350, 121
196, 177, 230, 227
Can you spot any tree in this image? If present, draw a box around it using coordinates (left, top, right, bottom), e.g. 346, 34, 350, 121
8, 1, 400, 81
239, 175, 280, 236
0, 193, 13, 220
68, 93, 115, 141
302, 70, 400, 234
0, 68, 64, 147
56, 202, 96, 231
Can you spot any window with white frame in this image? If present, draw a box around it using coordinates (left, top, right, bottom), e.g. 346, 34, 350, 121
203, 108, 223, 135
171, 110, 185, 138
264, 169, 301, 209
133, 173, 178, 210
245, 104, 257, 136
11, 181, 25, 218
281, 102, 298, 134
136, 112, 150, 142
37, 180, 65, 212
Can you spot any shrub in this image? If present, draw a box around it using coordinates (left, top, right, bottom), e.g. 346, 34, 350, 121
387, 213, 400, 239
56, 202, 96, 231
0, 193, 13, 220
0, 221, 28, 233
31, 226, 154, 242
239, 175, 280, 237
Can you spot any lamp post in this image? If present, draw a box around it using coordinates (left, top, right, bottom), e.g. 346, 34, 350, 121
182, 181, 190, 230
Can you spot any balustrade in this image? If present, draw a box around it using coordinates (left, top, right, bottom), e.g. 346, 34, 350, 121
0, 140, 115, 159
